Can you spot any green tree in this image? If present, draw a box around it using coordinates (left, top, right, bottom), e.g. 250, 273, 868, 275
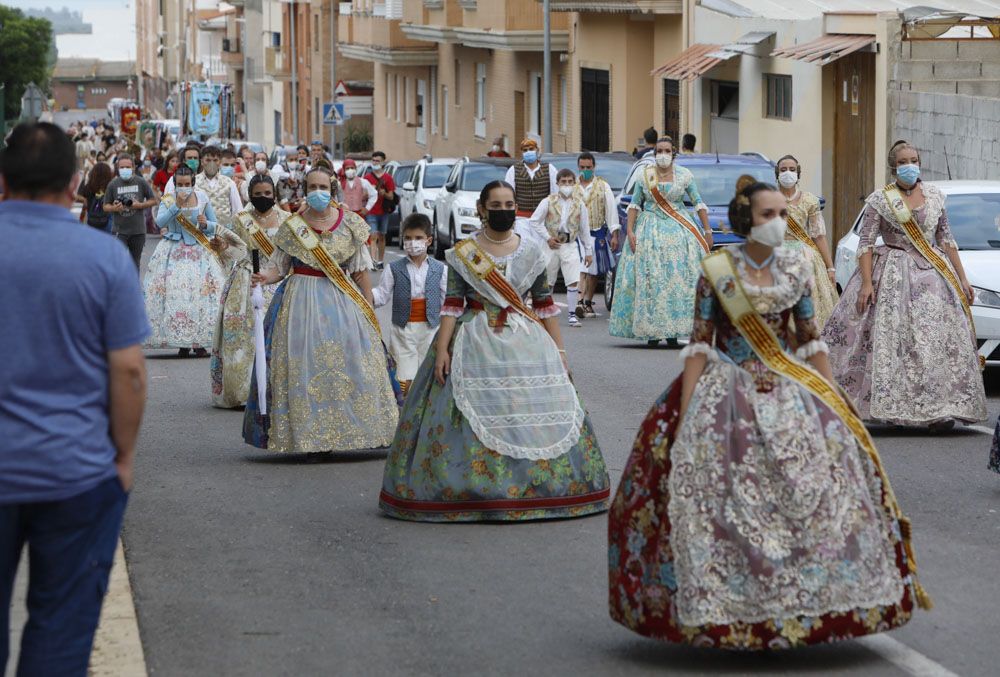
0, 5, 54, 119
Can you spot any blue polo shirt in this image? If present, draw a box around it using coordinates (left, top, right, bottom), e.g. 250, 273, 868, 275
0, 200, 150, 504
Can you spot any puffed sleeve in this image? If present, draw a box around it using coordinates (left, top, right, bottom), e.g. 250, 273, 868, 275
345, 243, 374, 274
441, 266, 469, 317
216, 225, 248, 269
856, 204, 881, 257
626, 180, 645, 213
934, 202, 958, 251
792, 279, 829, 359
529, 270, 560, 319
678, 275, 718, 361
684, 172, 709, 213
265, 248, 292, 277
807, 198, 827, 239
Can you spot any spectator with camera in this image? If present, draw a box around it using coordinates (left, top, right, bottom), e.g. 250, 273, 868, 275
103, 153, 156, 269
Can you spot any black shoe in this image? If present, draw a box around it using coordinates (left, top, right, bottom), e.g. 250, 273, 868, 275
178, 348, 190, 357
647, 340, 660, 347
193, 348, 209, 358
666, 338, 679, 348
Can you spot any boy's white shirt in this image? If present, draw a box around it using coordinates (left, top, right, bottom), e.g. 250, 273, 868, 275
527, 193, 594, 257
372, 255, 448, 308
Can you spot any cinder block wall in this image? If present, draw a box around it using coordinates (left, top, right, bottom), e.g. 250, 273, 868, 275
891, 89, 1000, 181
895, 39, 1000, 98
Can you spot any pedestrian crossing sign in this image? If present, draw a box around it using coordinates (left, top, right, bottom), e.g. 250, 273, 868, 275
323, 103, 347, 126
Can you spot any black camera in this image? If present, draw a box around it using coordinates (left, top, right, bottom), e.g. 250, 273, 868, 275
120, 197, 134, 208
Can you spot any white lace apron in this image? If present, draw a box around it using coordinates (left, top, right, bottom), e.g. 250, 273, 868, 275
445, 243, 585, 461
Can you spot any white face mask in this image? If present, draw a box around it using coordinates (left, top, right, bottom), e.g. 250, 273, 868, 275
345, 169, 357, 179
655, 153, 673, 168
254, 160, 268, 173
403, 240, 428, 256
749, 216, 787, 248
559, 185, 575, 198
778, 170, 799, 188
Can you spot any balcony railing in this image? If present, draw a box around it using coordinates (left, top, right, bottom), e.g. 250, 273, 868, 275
339, 2, 353, 15
264, 46, 291, 80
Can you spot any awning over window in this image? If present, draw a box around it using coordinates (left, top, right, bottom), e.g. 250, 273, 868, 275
651, 44, 730, 81
771, 34, 876, 65
706, 30, 776, 59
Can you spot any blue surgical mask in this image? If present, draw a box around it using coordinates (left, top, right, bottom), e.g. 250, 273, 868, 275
220, 166, 235, 177
896, 163, 920, 186
306, 190, 332, 211
119, 168, 133, 180
176, 187, 193, 198
580, 169, 594, 181
523, 150, 538, 164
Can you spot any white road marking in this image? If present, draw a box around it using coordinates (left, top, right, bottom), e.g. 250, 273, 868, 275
857, 635, 960, 677
966, 425, 994, 435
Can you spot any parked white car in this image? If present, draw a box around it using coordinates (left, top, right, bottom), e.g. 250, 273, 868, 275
398, 157, 458, 223
834, 180, 1000, 365
433, 157, 514, 256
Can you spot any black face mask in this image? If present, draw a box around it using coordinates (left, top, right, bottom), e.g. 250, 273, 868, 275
486, 209, 516, 232
250, 196, 275, 213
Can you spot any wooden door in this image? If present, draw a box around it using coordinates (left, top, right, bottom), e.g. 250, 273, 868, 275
833, 52, 876, 242
514, 90, 525, 149
663, 78, 680, 142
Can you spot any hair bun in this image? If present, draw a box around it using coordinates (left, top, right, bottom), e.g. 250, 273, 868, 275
735, 173, 757, 197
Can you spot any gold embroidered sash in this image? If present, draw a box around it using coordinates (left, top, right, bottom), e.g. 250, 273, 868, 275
644, 167, 710, 253
235, 212, 276, 258
161, 195, 222, 263
786, 212, 824, 259
284, 214, 382, 339
453, 238, 543, 327
701, 249, 932, 610
882, 184, 981, 368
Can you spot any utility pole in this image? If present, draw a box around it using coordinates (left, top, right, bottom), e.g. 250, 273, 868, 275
542, 0, 552, 154
290, 1, 299, 143
330, 0, 337, 156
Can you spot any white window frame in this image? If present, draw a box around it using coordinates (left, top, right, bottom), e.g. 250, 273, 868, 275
395, 74, 401, 122
474, 63, 486, 138
416, 78, 427, 146
528, 71, 542, 135
403, 76, 409, 124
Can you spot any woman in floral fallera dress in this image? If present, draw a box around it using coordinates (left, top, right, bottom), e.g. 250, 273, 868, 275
144, 165, 244, 356
210, 174, 289, 408
822, 141, 986, 429
608, 182, 926, 649
243, 167, 399, 454
610, 136, 712, 345
379, 181, 610, 522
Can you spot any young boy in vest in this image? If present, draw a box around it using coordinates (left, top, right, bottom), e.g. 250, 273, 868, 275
372, 213, 447, 396
186, 145, 242, 228
339, 158, 378, 216
528, 168, 593, 328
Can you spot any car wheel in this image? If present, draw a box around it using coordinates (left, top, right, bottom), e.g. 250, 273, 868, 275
604, 265, 616, 312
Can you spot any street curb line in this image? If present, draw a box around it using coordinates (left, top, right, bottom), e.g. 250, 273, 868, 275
88, 539, 148, 676
857, 635, 960, 677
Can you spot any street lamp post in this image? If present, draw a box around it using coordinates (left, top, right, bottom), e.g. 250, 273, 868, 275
543, 0, 552, 154
290, 1, 299, 143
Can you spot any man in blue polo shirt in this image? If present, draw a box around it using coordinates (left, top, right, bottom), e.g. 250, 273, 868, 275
0, 122, 149, 676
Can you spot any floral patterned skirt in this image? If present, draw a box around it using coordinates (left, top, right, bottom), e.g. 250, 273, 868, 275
143, 238, 226, 349
609, 209, 704, 341
608, 363, 916, 649
823, 246, 985, 426
242, 275, 399, 453
379, 337, 610, 522
210, 260, 278, 408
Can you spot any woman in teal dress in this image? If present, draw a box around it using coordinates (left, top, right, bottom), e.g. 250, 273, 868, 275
609, 136, 712, 345
379, 181, 610, 522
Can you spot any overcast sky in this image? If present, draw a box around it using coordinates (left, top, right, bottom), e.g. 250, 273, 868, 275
7, 0, 136, 62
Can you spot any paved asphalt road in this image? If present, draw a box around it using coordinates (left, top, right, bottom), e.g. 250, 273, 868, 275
125, 242, 1000, 676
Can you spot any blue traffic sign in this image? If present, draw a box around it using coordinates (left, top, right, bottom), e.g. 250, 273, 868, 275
322, 103, 348, 126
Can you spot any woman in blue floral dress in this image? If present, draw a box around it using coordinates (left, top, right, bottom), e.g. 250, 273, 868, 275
379, 181, 610, 522
609, 137, 712, 345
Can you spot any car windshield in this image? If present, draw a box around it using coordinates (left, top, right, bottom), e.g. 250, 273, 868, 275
681, 163, 776, 206
394, 166, 414, 185
546, 156, 633, 191
461, 164, 508, 191
424, 164, 454, 188
943, 192, 1000, 250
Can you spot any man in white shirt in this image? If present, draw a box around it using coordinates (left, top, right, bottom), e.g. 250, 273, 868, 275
166, 145, 242, 227
576, 152, 621, 318
529, 168, 593, 328
504, 137, 557, 244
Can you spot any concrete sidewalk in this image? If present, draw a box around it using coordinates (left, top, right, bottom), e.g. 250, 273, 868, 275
5, 539, 147, 677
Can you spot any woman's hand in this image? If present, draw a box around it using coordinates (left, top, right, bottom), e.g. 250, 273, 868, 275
702, 230, 714, 249
434, 349, 452, 386
251, 269, 280, 287
827, 268, 837, 285
197, 213, 208, 228
962, 278, 975, 303
856, 281, 875, 314
627, 228, 637, 253
209, 236, 228, 253
159, 227, 168, 236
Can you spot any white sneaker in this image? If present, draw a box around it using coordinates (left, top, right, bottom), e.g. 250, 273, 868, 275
568, 313, 582, 328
